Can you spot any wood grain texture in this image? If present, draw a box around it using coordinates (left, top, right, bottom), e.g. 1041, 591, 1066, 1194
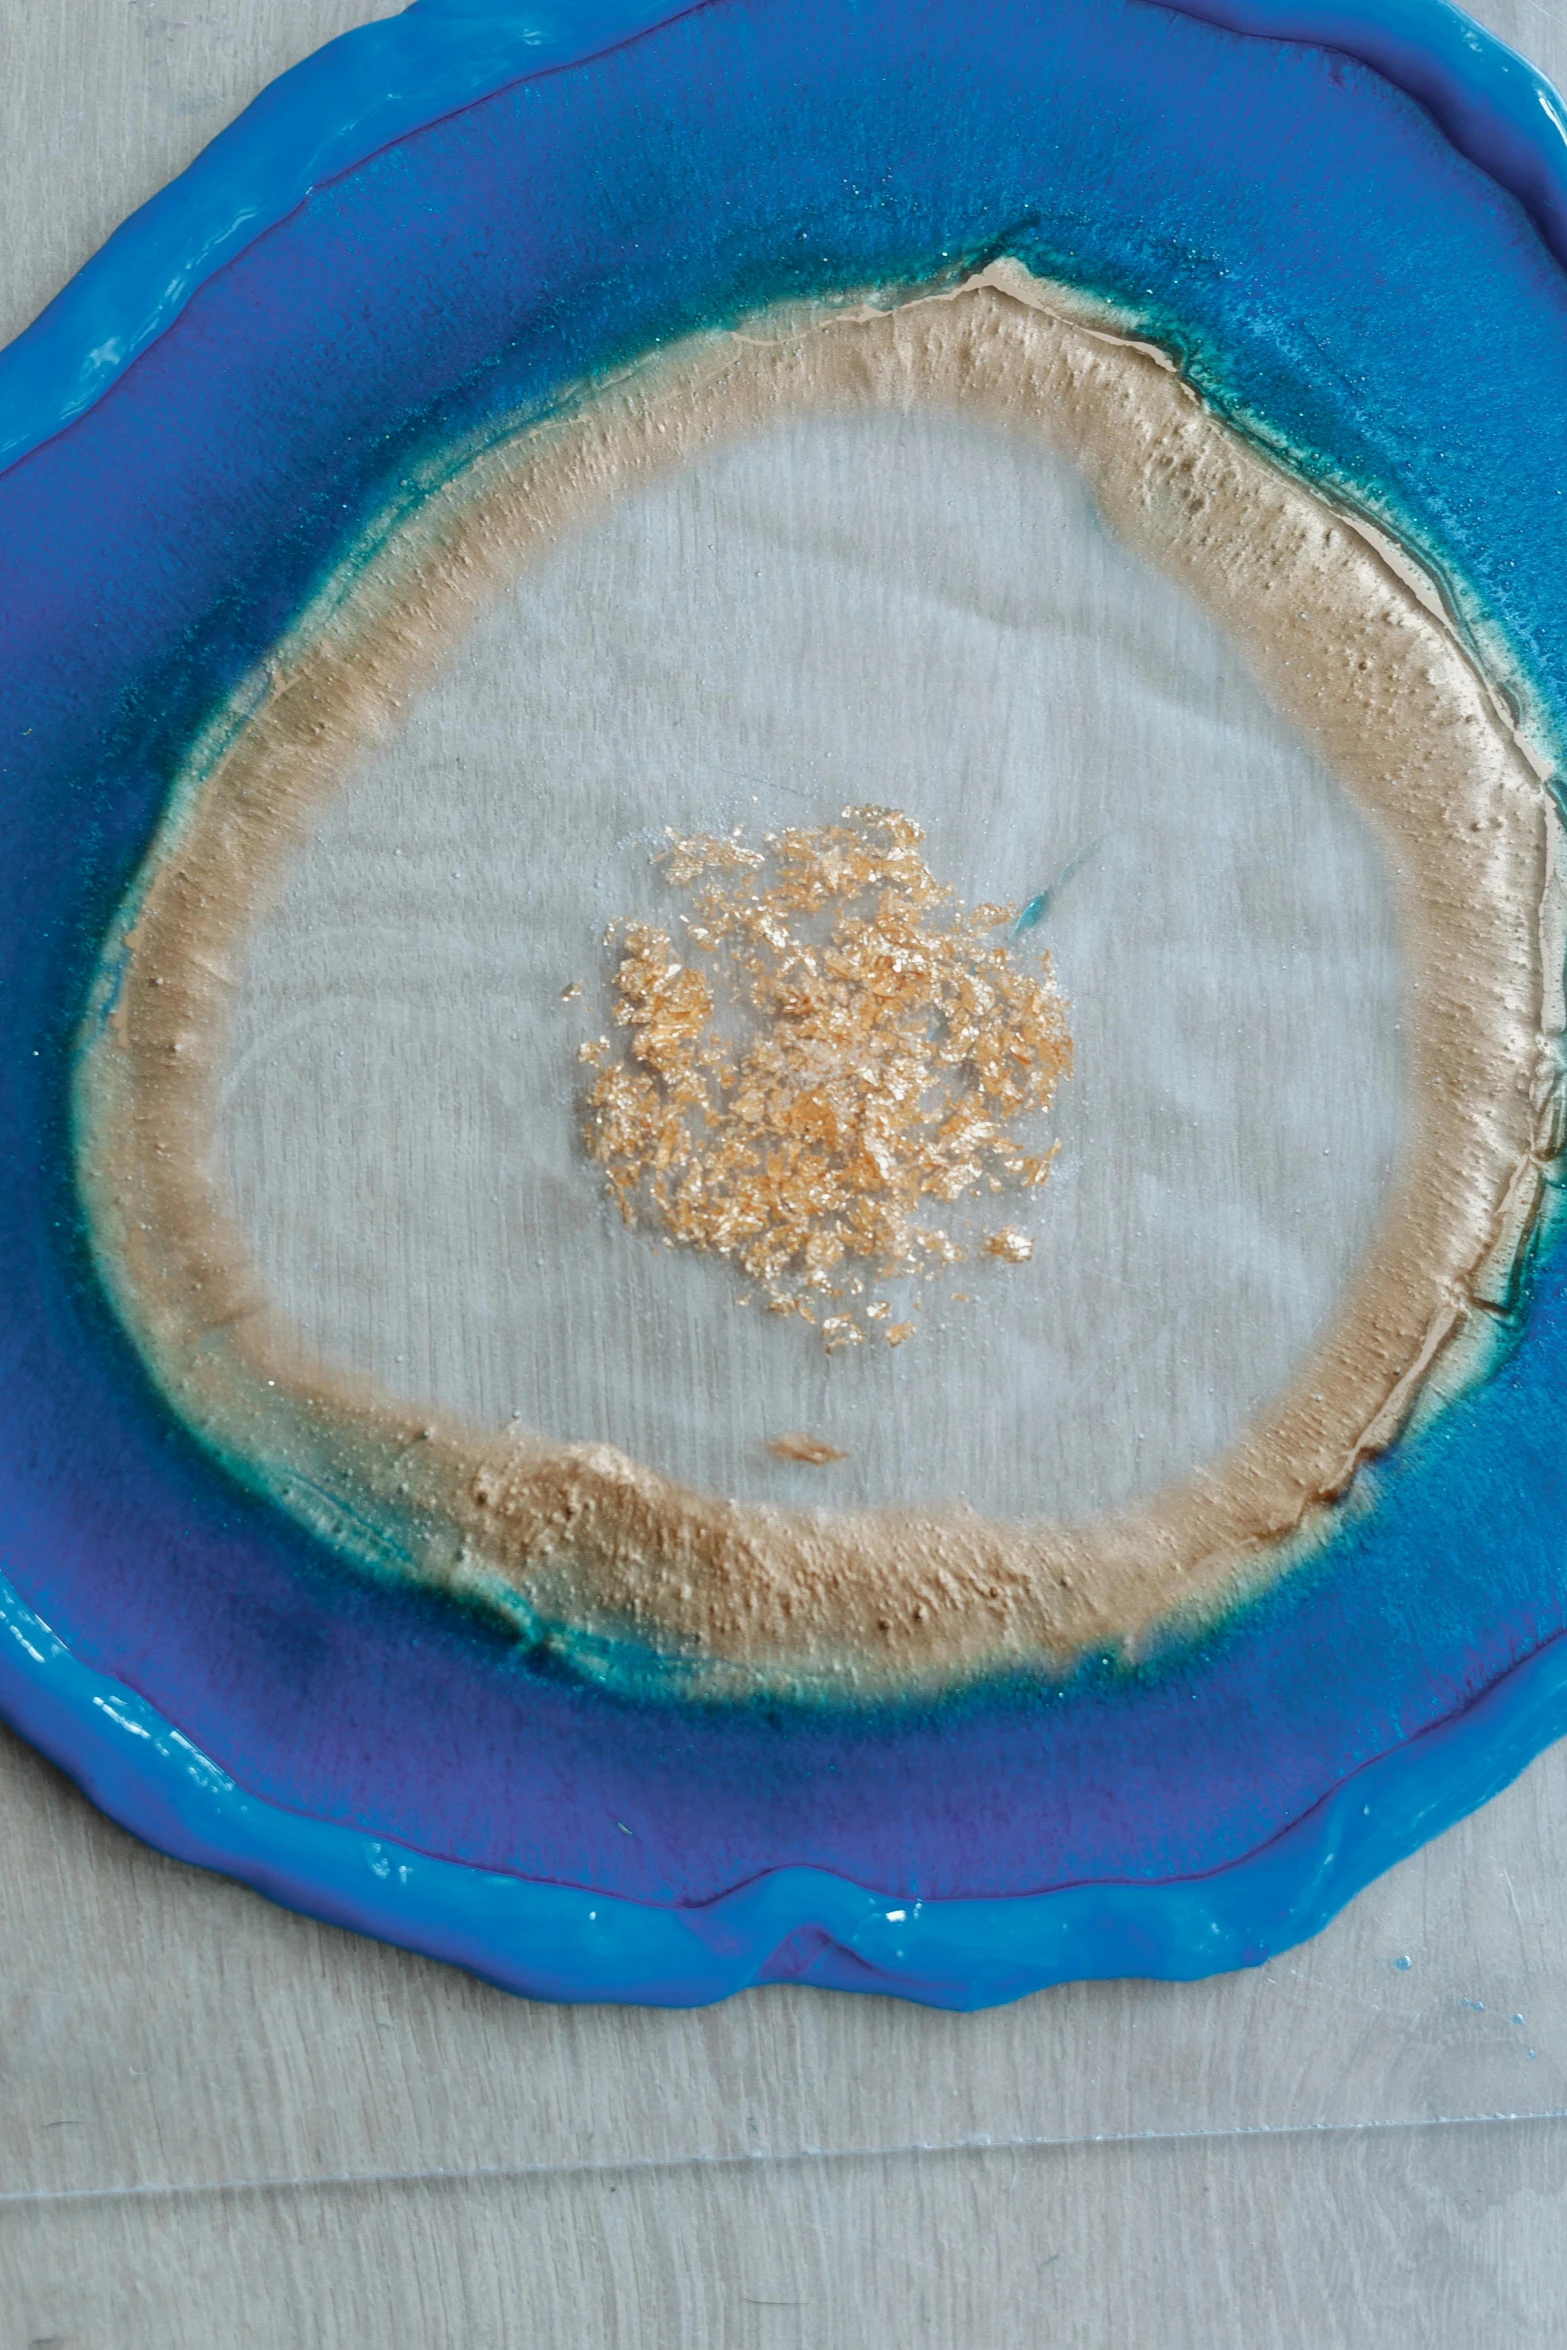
4, 2054, 1567, 2348
3, 1, 1567, 2342
2, 1710, 1566, 2342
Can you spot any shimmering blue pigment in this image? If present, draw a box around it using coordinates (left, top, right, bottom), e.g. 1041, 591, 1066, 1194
2, 0, 1567, 2001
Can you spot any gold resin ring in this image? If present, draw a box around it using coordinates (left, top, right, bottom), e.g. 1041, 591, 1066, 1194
73, 262, 1566, 1699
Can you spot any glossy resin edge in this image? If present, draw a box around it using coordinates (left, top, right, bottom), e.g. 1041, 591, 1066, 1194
4, 0, 1567, 475
3, 1559, 1563, 2006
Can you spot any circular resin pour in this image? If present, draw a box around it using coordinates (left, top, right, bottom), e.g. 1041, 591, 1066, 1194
75, 273, 1560, 1697
4, 0, 1567, 2004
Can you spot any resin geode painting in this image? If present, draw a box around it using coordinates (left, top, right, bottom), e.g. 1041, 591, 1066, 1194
4, 0, 1567, 2005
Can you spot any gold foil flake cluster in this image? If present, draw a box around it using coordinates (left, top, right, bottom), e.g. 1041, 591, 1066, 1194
580, 808, 1072, 1346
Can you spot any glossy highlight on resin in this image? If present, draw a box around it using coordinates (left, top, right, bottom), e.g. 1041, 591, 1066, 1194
3, 0, 1567, 2004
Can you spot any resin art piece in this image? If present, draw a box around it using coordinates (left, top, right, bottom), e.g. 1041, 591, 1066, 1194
4, 0, 1567, 2006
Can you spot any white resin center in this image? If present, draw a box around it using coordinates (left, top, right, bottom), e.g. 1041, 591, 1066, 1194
218, 409, 1404, 1518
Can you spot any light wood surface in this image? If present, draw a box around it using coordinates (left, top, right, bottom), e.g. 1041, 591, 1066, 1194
3, 3, 1567, 2342
3, 1707, 1566, 2346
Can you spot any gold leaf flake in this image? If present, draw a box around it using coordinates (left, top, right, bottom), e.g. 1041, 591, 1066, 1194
767, 1432, 849, 1464
582, 812, 1070, 1346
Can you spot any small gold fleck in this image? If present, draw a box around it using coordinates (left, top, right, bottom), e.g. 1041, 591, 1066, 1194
885, 1320, 916, 1347
767, 1432, 848, 1464
984, 1228, 1034, 1263
559, 980, 583, 1001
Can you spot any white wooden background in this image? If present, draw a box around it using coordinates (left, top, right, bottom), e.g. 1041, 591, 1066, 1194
3, 4, 1566, 2342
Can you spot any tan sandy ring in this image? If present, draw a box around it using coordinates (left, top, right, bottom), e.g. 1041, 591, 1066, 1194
72, 264, 1567, 1699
